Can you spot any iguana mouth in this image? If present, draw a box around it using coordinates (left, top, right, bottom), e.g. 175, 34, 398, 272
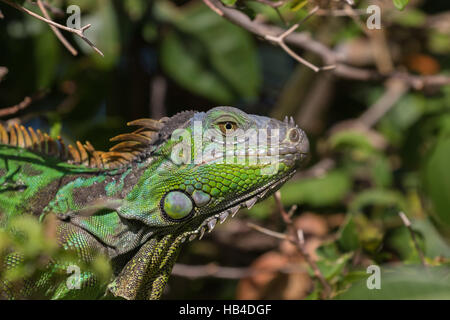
179, 168, 297, 242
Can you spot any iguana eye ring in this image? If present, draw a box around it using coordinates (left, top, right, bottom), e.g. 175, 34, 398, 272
160, 190, 195, 222
218, 121, 238, 135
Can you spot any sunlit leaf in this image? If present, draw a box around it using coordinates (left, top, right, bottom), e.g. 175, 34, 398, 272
336, 265, 450, 299
423, 134, 450, 233
393, 0, 410, 11
159, 3, 261, 103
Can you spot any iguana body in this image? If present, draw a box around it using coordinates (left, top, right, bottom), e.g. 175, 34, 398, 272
0, 107, 309, 299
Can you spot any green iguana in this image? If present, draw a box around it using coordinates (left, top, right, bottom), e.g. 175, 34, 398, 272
0, 106, 309, 299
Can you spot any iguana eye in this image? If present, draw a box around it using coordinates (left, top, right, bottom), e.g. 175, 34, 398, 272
218, 121, 238, 135
161, 191, 194, 221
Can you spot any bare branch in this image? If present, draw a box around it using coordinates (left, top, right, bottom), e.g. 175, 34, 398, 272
0, 67, 8, 83
249, 192, 332, 299
359, 78, 409, 127
36, 0, 78, 56
250, 0, 286, 8
0, 91, 47, 118
203, 0, 450, 89
203, 0, 224, 16
247, 222, 288, 240
264, 6, 335, 72
31, 0, 65, 18
398, 212, 428, 268
0, 96, 32, 118
0, 0, 103, 56
172, 262, 306, 279
316, 8, 366, 16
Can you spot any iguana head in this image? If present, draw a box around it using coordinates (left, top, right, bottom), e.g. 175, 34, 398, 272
118, 106, 309, 241
89, 106, 309, 299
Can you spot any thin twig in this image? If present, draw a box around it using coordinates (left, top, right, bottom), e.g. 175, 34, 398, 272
359, 78, 410, 127
316, 8, 366, 16
273, 192, 332, 298
0, 0, 103, 56
0, 97, 32, 117
248, 0, 288, 25
203, 0, 224, 16
172, 262, 307, 279
0, 91, 46, 117
251, 0, 286, 8
248, 192, 332, 299
264, 6, 335, 72
273, 191, 293, 224
398, 212, 428, 267
31, 0, 65, 17
0, 67, 8, 83
36, 0, 78, 56
247, 222, 287, 240
203, 0, 450, 89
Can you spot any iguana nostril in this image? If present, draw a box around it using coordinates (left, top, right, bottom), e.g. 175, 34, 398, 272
288, 128, 300, 143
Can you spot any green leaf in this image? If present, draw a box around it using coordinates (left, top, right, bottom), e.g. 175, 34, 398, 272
393, 0, 410, 11
371, 155, 393, 188
336, 265, 450, 299
423, 134, 450, 232
412, 219, 450, 258
315, 252, 353, 281
329, 130, 376, 152
221, 0, 237, 5
247, 170, 351, 219
385, 226, 422, 262
75, 1, 120, 68
34, 26, 60, 88
428, 31, 450, 55
281, 170, 352, 207
349, 189, 406, 214
159, 3, 261, 103
392, 8, 426, 27
338, 216, 360, 252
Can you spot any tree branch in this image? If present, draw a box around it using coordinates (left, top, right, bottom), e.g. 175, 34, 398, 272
398, 212, 428, 268
203, 0, 450, 89
0, 0, 103, 56
0, 67, 7, 83
0, 91, 46, 118
36, 0, 78, 56
172, 262, 306, 279
248, 191, 332, 299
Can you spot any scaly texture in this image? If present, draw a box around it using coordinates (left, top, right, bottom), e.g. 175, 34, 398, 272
0, 106, 309, 299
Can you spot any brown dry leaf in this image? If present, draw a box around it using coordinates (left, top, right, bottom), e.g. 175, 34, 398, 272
405, 54, 440, 75
327, 213, 346, 229
236, 250, 312, 300
294, 212, 328, 237
282, 271, 312, 300
304, 237, 323, 261
279, 239, 299, 257
236, 251, 288, 300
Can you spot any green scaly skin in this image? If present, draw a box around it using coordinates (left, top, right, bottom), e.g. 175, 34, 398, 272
0, 106, 309, 299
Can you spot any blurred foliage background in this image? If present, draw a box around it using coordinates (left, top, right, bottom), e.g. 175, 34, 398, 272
1, 0, 450, 299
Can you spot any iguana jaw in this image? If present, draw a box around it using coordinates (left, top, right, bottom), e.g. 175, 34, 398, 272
182, 168, 298, 242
